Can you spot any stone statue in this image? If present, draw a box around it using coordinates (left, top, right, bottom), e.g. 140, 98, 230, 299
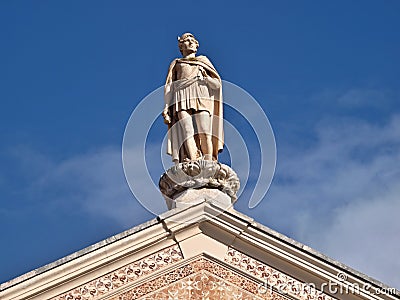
163, 33, 224, 164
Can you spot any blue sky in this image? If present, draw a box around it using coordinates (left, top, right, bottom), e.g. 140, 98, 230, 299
1, 0, 400, 289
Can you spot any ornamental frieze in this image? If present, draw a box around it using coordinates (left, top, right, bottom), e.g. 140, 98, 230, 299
113, 258, 287, 300
52, 245, 183, 300
225, 248, 337, 300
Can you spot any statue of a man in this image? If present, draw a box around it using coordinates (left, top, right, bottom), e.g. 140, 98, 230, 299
163, 33, 224, 164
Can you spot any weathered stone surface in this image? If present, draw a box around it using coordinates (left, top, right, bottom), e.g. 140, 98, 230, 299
159, 160, 240, 209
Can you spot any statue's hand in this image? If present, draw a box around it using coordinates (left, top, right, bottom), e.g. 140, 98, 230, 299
162, 109, 171, 124
164, 115, 171, 124
205, 77, 221, 90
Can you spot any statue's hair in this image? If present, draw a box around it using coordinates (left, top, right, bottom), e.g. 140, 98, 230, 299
177, 33, 199, 54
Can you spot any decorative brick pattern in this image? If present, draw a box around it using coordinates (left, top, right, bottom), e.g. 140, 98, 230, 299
52, 245, 183, 300
225, 248, 337, 300
52, 244, 337, 300
114, 258, 287, 300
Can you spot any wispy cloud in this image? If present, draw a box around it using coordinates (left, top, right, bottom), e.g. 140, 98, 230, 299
320, 181, 400, 287
256, 114, 400, 288
336, 88, 396, 108
3, 146, 154, 227
312, 88, 397, 111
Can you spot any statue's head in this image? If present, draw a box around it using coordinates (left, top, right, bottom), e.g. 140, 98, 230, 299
178, 33, 199, 55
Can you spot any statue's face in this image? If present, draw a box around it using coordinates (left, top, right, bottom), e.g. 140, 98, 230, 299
181, 36, 198, 54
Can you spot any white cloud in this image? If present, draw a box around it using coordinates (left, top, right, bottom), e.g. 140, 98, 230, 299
257, 115, 400, 288
10, 146, 155, 227
320, 182, 400, 288
312, 88, 397, 110
336, 88, 394, 108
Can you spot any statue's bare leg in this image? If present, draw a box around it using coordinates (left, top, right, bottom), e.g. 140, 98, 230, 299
195, 111, 212, 160
178, 110, 198, 160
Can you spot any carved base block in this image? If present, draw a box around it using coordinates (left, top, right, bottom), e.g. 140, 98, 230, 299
159, 160, 240, 210
170, 188, 232, 210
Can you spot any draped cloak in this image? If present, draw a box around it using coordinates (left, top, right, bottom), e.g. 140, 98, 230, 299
164, 55, 224, 162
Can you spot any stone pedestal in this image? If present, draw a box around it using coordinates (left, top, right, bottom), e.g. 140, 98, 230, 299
159, 160, 240, 210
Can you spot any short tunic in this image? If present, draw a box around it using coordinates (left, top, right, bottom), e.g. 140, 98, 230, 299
171, 62, 214, 115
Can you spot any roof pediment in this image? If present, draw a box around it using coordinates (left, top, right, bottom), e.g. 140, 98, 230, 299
1, 201, 398, 300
